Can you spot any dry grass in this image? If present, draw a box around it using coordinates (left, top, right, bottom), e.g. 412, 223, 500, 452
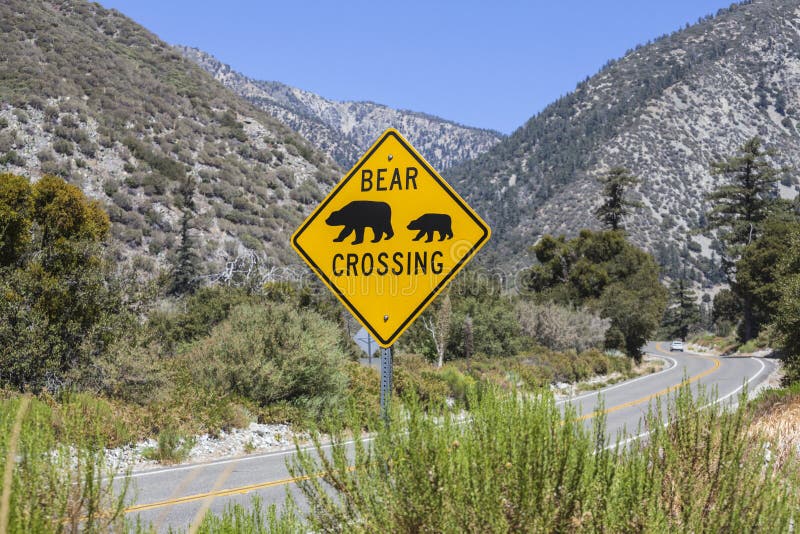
749, 394, 800, 469
687, 332, 739, 354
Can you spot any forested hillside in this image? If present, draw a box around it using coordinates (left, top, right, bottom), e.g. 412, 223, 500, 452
448, 0, 800, 284
0, 0, 341, 274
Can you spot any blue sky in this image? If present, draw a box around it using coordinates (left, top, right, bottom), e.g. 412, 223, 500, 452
99, 1, 736, 134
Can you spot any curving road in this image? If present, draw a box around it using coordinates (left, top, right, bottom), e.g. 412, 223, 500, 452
124, 342, 776, 531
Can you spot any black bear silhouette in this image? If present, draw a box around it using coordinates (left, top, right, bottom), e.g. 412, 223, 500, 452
326, 201, 394, 244
407, 214, 453, 242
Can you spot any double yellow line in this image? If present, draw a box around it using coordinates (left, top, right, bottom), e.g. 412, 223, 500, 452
125, 473, 315, 514
125, 346, 722, 515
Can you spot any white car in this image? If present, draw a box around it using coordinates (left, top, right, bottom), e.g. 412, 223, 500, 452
670, 340, 684, 352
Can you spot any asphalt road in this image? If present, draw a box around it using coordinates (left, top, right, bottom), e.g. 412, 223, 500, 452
124, 342, 775, 531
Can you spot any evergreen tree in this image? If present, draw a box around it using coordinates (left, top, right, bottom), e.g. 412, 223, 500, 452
775, 230, 800, 382
595, 167, 642, 231
705, 136, 782, 266
170, 177, 200, 295
662, 271, 700, 340
705, 137, 785, 340
733, 211, 800, 340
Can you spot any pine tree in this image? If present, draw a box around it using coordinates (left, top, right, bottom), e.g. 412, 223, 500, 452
775, 230, 800, 381
733, 211, 800, 341
706, 136, 782, 265
169, 177, 200, 295
705, 136, 784, 341
663, 271, 700, 340
595, 167, 642, 231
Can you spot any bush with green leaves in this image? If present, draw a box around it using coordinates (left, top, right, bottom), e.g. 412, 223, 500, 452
182, 302, 348, 419
141, 426, 195, 465
147, 286, 253, 354
190, 497, 303, 534
393, 354, 450, 406
0, 173, 115, 392
403, 270, 529, 362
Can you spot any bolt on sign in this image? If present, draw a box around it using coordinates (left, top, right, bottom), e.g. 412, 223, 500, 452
291, 128, 490, 347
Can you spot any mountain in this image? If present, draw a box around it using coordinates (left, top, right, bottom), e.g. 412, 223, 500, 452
447, 0, 800, 284
177, 46, 504, 171
0, 0, 342, 274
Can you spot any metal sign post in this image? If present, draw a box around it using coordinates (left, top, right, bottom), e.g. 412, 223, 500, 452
380, 346, 393, 424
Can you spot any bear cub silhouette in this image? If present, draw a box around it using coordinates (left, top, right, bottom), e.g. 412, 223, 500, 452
407, 213, 453, 242
326, 201, 394, 244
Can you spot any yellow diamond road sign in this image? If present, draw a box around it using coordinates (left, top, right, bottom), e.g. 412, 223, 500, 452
291, 128, 490, 347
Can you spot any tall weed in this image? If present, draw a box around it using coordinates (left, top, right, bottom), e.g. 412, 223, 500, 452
0, 395, 130, 533
286, 384, 799, 532
187, 496, 303, 534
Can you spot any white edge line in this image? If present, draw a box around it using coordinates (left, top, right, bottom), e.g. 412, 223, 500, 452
607, 356, 768, 450
712, 356, 767, 407
123, 436, 377, 480
556, 352, 678, 406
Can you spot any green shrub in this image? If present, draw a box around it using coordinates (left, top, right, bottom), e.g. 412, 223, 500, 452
147, 286, 252, 353
52, 138, 73, 155
91, 336, 170, 405
394, 354, 449, 406
439, 366, 475, 405
456, 353, 549, 389
192, 496, 303, 534
12, 109, 27, 124
343, 361, 380, 421
0, 151, 24, 166
578, 347, 631, 377
142, 426, 195, 465
289, 180, 322, 205
183, 303, 348, 419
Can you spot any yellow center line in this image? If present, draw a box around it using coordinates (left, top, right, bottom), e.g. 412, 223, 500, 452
125, 473, 316, 514
125, 345, 721, 515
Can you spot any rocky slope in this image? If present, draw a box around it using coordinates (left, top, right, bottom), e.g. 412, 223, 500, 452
177, 46, 503, 171
448, 0, 800, 284
0, 0, 341, 274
